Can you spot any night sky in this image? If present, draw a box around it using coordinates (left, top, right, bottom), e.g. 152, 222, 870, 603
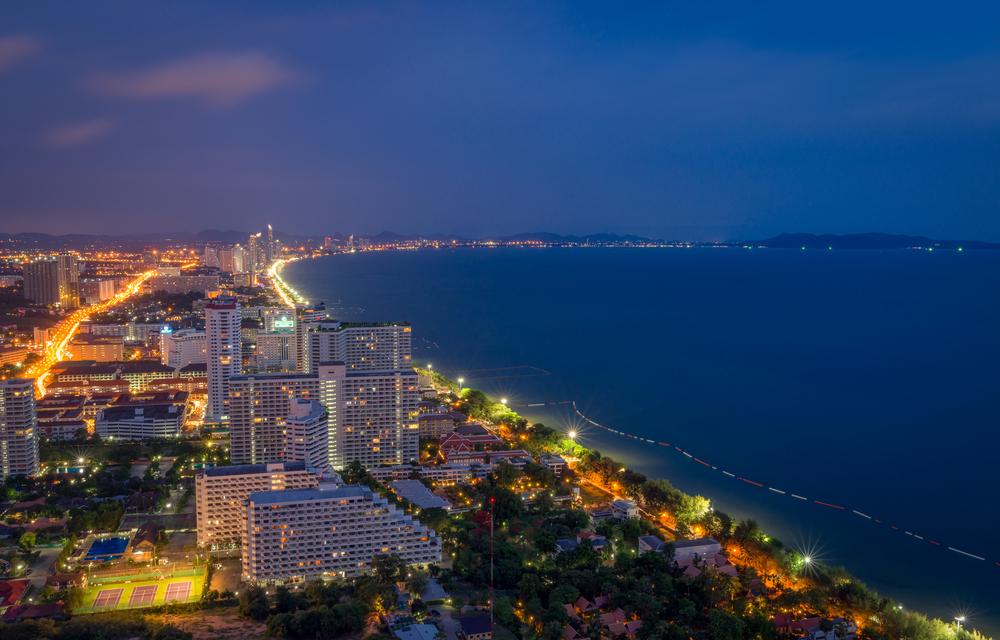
2, 1, 1000, 241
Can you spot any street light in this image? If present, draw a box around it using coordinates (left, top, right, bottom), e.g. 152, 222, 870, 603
501, 399, 507, 406
568, 431, 576, 439
956, 617, 965, 632
458, 378, 464, 392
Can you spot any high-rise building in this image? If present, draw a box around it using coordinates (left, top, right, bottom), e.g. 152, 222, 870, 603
195, 460, 321, 547
227, 372, 321, 464
218, 246, 245, 274
242, 484, 441, 582
160, 328, 207, 368
23, 254, 79, 307
79, 278, 115, 305
301, 321, 412, 374
206, 299, 242, 421
204, 246, 219, 268
326, 367, 419, 470
265, 225, 274, 263
257, 332, 296, 372
228, 364, 419, 469
247, 233, 260, 276
294, 305, 329, 373
324, 237, 333, 249
285, 399, 329, 472
0, 379, 39, 479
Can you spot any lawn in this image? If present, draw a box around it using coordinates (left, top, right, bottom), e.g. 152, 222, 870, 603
81, 569, 206, 611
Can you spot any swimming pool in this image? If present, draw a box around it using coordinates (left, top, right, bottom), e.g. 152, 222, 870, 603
84, 537, 129, 562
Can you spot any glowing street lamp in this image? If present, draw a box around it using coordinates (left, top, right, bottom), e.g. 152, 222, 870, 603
803, 556, 812, 565
568, 431, 576, 440
458, 378, 464, 392
501, 399, 507, 406
956, 617, 966, 631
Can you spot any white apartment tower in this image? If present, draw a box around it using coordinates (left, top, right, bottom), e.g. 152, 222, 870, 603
228, 365, 419, 470
302, 321, 412, 374
242, 484, 441, 582
227, 372, 320, 464
0, 379, 39, 478
195, 460, 321, 547
285, 399, 329, 473
206, 299, 242, 421
160, 328, 207, 368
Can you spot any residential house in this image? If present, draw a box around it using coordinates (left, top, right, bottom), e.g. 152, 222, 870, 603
610, 499, 638, 521
45, 571, 87, 591
460, 615, 493, 640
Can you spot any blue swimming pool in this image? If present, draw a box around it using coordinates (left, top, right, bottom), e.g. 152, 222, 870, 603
84, 537, 129, 562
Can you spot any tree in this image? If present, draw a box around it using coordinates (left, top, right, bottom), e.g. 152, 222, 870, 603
62, 586, 85, 614
451, 595, 465, 610
371, 553, 407, 584
533, 491, 555, 515
675, 495, 710, 525
237, 585, 270, 620
407, 571, 429, 597
411, 597, 428, 617
709, 609, 747, 640
18, 532, 36, 551
275, 585, 306, 613
483, 484, 523, 522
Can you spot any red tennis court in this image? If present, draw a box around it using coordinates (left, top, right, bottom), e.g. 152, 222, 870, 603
129, 585, 158, 604
163, 581, 191, 602
94, 588, 123, 607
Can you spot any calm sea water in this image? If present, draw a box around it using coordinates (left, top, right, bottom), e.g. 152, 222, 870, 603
285, 248, 1000, 634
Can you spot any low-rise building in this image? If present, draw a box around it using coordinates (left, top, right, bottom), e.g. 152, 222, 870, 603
195, 460, 321, 547
672, 537, 722, 560
389, 480, 452, 511
540, 454, 567, 476
611, 499, 639, 521
242, 484, 441, 582
460, 616, 493, 640
0, 345, 28, 366
95, 404, 184, 440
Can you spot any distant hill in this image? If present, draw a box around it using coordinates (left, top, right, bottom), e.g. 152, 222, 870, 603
754, 232, 1000, 250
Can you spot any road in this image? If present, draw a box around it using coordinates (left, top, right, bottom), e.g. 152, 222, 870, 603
24, 268, 156, 396
438, 605, 462, 640
26, 547, 63, 592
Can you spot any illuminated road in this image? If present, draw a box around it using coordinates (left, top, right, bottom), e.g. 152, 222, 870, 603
268, 259, 303, 307
24, 269, 157, 396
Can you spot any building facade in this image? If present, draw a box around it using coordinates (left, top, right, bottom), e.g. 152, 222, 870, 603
195, 460, 320, 547
206, 300, 242, 421
227, 372, 321, 464
145, 275, 220, 295
302, 321, 412, 374
284, 399, 329, 473
23, 255, 79, 307
0, 379, 39, 478
242, 485, 441, 582
68, 335, 124, 362
95, 404, 184, 440
160, 328, 207, 368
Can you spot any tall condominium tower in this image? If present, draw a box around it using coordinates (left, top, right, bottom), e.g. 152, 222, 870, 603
228, 364, 419, 469
285, 399, 329, 472
265, 224, 275, 263
23, 254, 79, 307
301, 321, 411, 374
206, 299, 242, 421
247, 233, 260, 275
0, 379, 39, 479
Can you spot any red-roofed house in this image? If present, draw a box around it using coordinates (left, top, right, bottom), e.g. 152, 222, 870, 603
0, 579, 30, 607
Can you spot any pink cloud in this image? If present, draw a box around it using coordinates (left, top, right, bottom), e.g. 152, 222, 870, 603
90, 51, 305, 107
43, 118, 116, 147
0, 35, 41, 73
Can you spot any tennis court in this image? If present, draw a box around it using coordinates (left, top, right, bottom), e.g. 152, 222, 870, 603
93, 588, 124, 607
129, 584, 158, 604
163, 581, 191, 602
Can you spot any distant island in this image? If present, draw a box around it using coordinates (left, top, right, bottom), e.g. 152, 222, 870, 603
752, 232, 1000, 250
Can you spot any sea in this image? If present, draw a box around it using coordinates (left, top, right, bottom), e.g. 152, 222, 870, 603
283, 247, 1000, 635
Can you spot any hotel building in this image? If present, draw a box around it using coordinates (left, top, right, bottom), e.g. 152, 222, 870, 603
0, 379, 39, 479
161, 328, 207, 369
284, 399, 329, 473
206, 299, 242, 421
301, 321, 412, 374
195, 460, 321, 547
242, 484, 441, 582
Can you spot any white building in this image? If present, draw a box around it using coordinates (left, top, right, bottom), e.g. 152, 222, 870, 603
79, 278, 115, 305
672, 537, 722, 560
326, 368, 419, 470
227, 372, 321, 464
0, 379, 39, 478
242, 484, 441, 582
257, 332, 296, 372
611, 499, 639, 521
95, 404, 184, 440
285, 399, 329, 473
229, 364, 419, 471
301, 321, 412, 374
160, 328, 207, 369
206, 299, 242, 421
195, 460, 321, 547
368, 464, 472, 485
145, 275, 220, 295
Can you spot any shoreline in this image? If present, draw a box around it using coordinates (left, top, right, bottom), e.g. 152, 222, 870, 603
279, 251, 995, 639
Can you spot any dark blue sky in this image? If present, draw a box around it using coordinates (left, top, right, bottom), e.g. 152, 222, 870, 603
2, 1, 999, 241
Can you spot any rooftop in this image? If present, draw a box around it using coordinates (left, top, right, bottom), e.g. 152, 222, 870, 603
459, 616, 492, 636
203, 461, 309, 477
97, 403, 182, 422
249, 484, 370, 505
673, 537, 720, 549
389, 480, 452, 510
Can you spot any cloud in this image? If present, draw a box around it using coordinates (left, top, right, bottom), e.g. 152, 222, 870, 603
43, 118, 116, 147
0, 35, 41, 73
90, 51, 305, 107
